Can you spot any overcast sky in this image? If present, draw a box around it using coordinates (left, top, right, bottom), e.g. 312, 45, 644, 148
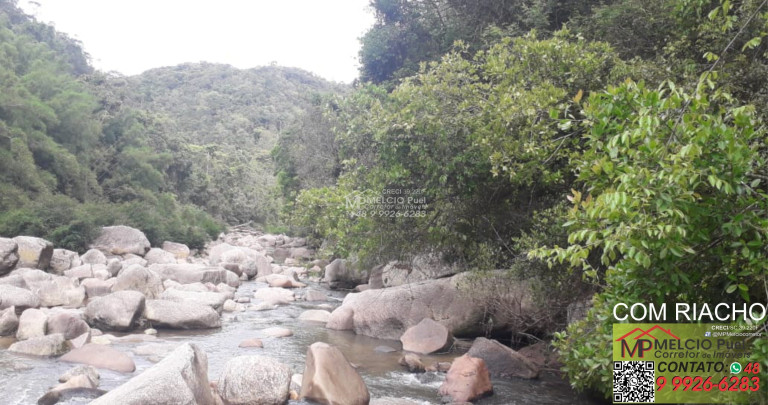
19, 0, 375, 83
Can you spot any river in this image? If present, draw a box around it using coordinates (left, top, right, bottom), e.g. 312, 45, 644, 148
0, 278, 602, 404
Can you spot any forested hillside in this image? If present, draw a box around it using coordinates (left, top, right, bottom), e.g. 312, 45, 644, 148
0, 1, 342, 251
277, 0, 768, 399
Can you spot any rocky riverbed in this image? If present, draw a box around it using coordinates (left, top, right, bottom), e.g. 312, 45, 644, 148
0, 227, 601, 404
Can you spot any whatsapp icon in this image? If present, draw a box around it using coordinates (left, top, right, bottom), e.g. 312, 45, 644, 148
730, 362, 742, 374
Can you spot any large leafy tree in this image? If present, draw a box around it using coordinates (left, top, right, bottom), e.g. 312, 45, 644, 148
533, 79, 768, 396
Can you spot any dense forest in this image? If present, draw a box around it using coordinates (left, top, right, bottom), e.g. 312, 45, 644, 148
276, 0, 768, 399
0, 1, 342, 251
2, 0, 768, 400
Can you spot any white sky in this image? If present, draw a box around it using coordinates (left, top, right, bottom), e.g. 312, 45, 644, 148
19, 0, 375, 83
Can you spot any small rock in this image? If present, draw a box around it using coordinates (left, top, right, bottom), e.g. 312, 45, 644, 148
238, 338, 264, 348
253, 287, 295, 305
222, 299, 238, 312
399, 353, 426, 373
303, 289, 328, 302
145, 328, 157, 335
374, 345, 397, 353
250, 302, 277, 311
261, 327, 293, 338
298, 309, 332, 324
59, 364, 100, 383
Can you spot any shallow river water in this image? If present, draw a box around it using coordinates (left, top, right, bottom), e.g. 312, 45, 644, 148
0, 280, 603, 404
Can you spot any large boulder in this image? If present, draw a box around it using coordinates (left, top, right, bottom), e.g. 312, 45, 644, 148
323, 259, 367, 290
60, 343, 136, 373
466, 337, 539, 379
248, 255, 273, 278
217, 355, 291, 405
89, 343, 215, 405
91, 226, 151, 256
327, 273, 525, 339
290, 247, 312, 260
399, 318, 453, 354
149, 263, 229, 285
0, 237, 19, 275
46, 312, 90, 340
81, 278, 115, 298
16, 308, 48, 340
113, 264, 164, 298
0, 284, 40, 310
271, 247, 290, 263
13, 236, 53, 270
300, 342, 369, 405
81, 249, 108, 265
145, 248, 177, 265
84, 291, 146, 331
20, 270, 86, 307
143, 299, 221, 329
438, 354, 493, 402
106, 259, 123, 277
209, 243, 237, 265
8, 333, 71, 356
49, 249, 81, 274
64, 264, 94, 280
0, 306, 19, 336
159, 289, 228, 312
161, 241, 190, 260
380, 252, 459, 288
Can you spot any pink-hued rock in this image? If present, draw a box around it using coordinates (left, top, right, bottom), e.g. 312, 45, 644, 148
300, 342, 369, 405
438, 354, 493, 402
60, 343, 136, 373
399, 318, 452, 354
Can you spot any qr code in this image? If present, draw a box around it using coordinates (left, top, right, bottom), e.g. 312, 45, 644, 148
613, 361, 655, 403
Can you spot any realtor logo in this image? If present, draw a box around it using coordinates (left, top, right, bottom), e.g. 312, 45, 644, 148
615, 325, 680, 358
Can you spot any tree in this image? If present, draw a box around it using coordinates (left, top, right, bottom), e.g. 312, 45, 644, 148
533, 79, 768, 396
